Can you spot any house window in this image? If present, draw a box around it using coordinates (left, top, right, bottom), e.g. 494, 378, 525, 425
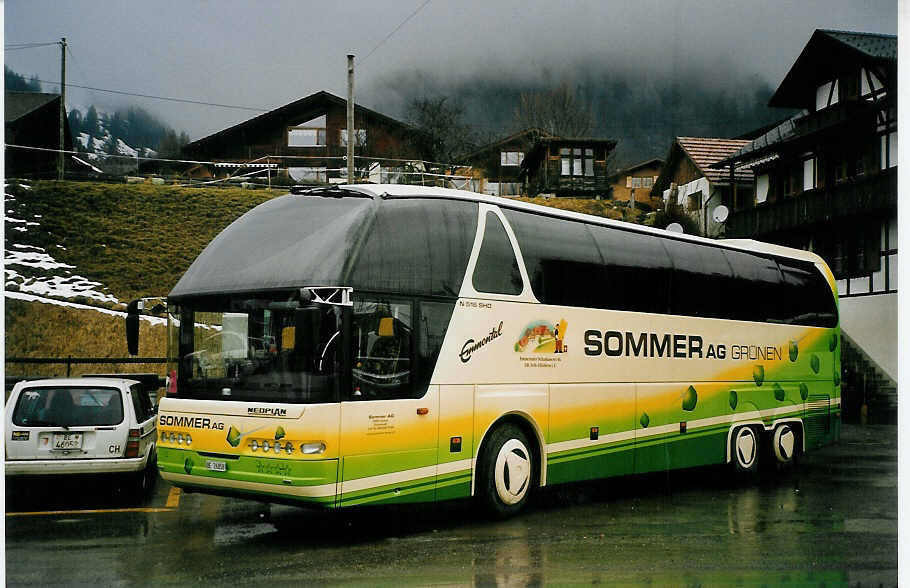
500, 151, 524, 166
861, 67, 886, 100
756, 174, 769, 204
802, 157, 816, 191
687, 190, 702, 211
880, 131, 897, 169
339, 129, 367, 147
560, 147, 594, 176
815, 79, 839, 111
288, 115, 327, 147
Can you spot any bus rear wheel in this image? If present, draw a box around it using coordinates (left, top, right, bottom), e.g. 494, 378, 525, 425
731, 426, 760, 476
771, 423, 798, 466
478, 424, 536, 518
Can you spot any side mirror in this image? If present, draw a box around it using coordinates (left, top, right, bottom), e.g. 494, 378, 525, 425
126, 300, 141, 356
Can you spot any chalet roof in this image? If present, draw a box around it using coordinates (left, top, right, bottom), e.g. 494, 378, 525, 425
616, 157, 663, 175
462, 127, 556, 161
651, 137, 752, 198
676, 137, 753, 183
5, 92, 60, 123
185, 90, 414, 148
711, 111, 810, 168
769, 29, 896, 108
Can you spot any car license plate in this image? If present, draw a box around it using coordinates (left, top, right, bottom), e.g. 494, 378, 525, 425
205, 460, 227, 472
53, 433, 83, 450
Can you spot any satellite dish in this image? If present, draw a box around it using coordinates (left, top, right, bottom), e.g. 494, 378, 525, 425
712, 205, 730, 223
666, 223, 684, 234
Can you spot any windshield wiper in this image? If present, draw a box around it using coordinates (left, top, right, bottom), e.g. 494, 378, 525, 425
24, 419, 69, 430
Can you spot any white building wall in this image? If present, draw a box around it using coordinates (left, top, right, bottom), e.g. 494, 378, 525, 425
839, 293, 897, 381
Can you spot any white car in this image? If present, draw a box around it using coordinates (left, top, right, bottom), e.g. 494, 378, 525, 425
5, 377, 158, 492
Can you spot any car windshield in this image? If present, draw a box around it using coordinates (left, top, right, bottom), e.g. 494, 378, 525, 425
170, 292, 342, 404
13, 387, 124, 427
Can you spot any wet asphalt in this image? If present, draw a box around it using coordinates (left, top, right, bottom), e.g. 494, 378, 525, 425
4, 424, 897, 586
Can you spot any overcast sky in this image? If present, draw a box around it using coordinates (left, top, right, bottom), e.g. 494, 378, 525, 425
4, 0, 898, 140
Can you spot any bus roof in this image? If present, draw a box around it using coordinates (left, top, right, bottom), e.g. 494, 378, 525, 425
340, 184, 828, 267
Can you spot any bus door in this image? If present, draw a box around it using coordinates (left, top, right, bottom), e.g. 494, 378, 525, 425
339, 299, 438, 507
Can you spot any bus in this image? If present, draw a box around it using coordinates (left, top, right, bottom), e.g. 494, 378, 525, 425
130, 184, 840, 517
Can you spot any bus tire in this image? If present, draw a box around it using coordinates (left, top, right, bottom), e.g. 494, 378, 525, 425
477, 423, 536, 518
731, 426, 760, 476
771, 423, 798, 466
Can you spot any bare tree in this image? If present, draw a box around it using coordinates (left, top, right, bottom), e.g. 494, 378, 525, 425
405, 96, 476, 164
513, 82, 594, 137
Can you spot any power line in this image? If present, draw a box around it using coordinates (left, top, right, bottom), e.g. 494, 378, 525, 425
34, 78, 269, 112
5, 42, 60, 51
360, 0, 432, 64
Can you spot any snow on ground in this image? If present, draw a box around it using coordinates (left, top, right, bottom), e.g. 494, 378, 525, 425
5, 183, 121, 305
5, 291, 166, 326
116, 138, 138, 157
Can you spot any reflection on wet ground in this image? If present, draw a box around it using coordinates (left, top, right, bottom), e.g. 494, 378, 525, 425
5, 424, 897, 586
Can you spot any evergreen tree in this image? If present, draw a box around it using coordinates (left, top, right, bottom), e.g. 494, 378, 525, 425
5, 66, 42, 92
84, 105, 99, 135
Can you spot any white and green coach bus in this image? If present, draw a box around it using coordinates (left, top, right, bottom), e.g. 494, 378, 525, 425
133, 184, 840, 517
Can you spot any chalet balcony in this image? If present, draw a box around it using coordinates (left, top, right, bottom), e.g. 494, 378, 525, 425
727, 167, 896, 238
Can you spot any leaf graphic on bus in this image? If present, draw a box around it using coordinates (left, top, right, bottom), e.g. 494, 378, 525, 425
275, 426, 286, 440
810, 354, 820, 374
753, 365, 765, 386
184, 457, 194, 475
773, 383, 785, 402
789, 340, 799, 362
682, 386, 698, 411
799, 383, 809, 401
226, 426, 242, 447
833, 371, 841, 387
640, 412, 650, 428
829, 332, 838, 351
729, 390, 738, 410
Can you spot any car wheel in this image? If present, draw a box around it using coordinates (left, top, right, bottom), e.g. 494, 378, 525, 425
731, 426, 760, 476
477, 423, 536, 518
136, 450, 157, 495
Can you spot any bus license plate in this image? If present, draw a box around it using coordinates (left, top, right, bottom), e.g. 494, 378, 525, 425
205, 460, 227, 472
53, 433, 83, 450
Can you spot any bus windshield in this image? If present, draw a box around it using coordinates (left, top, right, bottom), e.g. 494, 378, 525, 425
170, 293, 342, 404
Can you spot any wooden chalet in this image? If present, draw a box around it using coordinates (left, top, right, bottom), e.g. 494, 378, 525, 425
520, 137, 617, 197
463, 128, 555, 196
181, 91, 423, 182
608, 157, 663, 210
712, 29, 898, 422
650, 137, 753, 237
5, 92, 73, 178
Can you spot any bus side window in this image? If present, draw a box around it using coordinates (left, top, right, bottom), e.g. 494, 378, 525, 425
472, 212, 523, 295
351, 300, 414, 400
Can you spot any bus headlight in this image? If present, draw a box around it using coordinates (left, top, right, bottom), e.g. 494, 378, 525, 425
301, 442, 326, 455
251, 440, 259, 451
185, 434, 192, 446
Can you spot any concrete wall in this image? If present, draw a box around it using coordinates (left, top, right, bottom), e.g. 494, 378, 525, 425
839, 293, 898, 380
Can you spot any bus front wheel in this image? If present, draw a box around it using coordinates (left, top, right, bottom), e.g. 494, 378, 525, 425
731, 426, 760, 475
478, 424, 536, 518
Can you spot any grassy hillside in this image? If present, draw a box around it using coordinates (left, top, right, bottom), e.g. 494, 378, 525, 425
5, 298, 168, 377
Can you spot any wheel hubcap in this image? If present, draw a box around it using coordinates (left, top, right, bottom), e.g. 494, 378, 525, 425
774, 426, 795, 462
736, 428, 756, 468
494, 439, 531, 505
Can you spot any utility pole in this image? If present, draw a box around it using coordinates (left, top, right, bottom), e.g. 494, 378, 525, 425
58, 37, 67, 181
346, 54, 355, 183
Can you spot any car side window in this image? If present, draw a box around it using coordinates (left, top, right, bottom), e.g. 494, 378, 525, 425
129, 384, 153, 421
